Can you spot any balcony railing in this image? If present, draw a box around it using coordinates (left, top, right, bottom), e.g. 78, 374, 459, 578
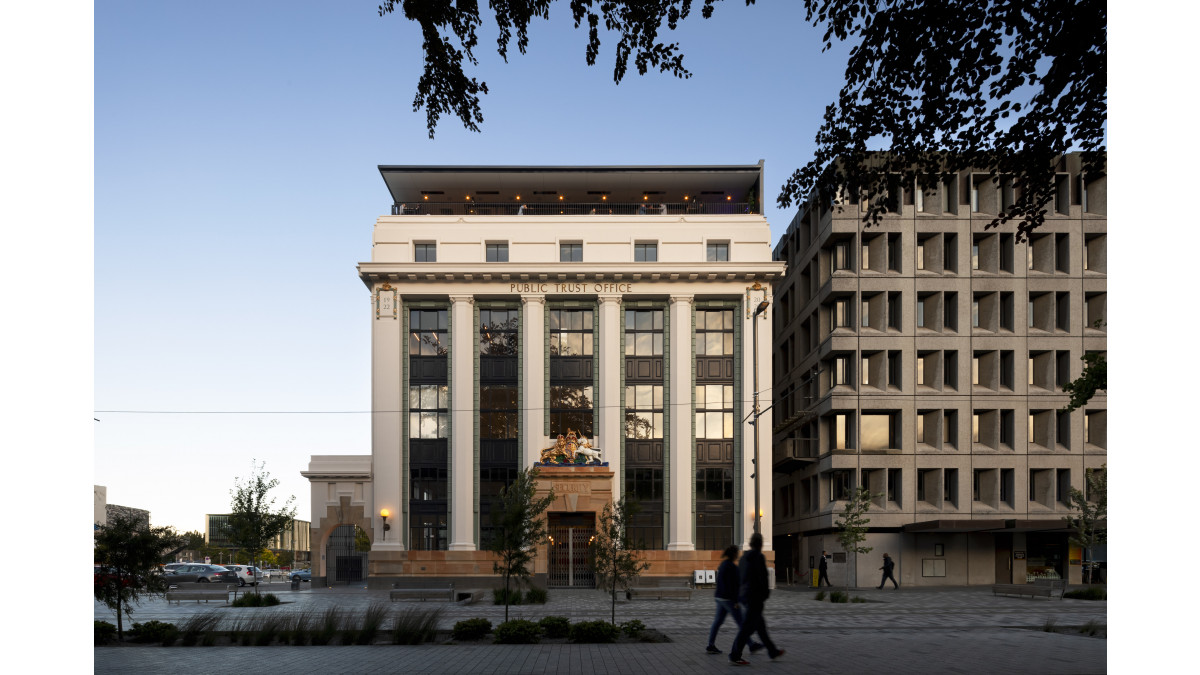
773, 437, 818, 473
391, 201, 758, 216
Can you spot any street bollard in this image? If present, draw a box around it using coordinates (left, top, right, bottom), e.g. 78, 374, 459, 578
291, 576, 301, 590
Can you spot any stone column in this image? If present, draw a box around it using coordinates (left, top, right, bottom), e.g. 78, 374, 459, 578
448, 295, 476, 551
667, 294, 695, 551
597, 295, 623, 504
372, 283, 404, 550
521, 295, 546, 468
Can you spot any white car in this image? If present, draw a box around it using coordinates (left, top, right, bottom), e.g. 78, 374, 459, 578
223, 564, 263, 587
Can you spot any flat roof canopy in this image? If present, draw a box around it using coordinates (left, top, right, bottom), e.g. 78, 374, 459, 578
378, 164, 763, 205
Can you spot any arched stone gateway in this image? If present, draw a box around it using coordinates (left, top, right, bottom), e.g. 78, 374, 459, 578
311, 496, 372, 584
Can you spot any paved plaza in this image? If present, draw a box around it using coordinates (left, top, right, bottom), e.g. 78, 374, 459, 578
94, 583, 1107, 673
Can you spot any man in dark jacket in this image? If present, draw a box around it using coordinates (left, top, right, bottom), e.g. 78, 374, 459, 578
728, 533, 784, 665
878, 552, 899, 589
705, 546, 762, 654
818, 550, 832, 586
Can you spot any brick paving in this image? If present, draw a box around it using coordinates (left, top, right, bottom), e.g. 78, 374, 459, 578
94, 582, 1107, 673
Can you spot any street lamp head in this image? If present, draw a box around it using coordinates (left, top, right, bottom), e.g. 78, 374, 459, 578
754, 299, 770, 317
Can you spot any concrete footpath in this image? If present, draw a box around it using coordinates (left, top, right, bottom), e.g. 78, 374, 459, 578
94, 584, 1107, 674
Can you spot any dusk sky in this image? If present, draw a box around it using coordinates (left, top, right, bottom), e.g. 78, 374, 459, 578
1, 1, 1182, 664
91, 1, 855, 534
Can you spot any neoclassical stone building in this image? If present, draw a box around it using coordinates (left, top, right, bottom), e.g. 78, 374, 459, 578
305, 164, 785, 587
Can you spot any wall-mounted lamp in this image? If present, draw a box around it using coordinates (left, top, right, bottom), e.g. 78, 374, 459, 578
380, 508, 391, 541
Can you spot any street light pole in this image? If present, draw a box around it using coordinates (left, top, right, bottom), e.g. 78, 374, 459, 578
747, 282, 770, 536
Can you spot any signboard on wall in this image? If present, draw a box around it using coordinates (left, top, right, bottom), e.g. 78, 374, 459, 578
1014, 551, 1026, 559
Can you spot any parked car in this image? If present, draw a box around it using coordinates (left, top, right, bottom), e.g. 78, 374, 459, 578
94, 565, 135, 588
162, 564, 238, 585
224, 565, 263, 587
289, 569, 312, 582
261, 568, 284, 580
161, 563, 189, 575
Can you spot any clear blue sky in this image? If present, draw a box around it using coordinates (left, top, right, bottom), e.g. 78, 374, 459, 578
93, 1, 853, 534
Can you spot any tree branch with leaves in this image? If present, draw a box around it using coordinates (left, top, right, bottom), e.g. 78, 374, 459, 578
383, 0, 1104, 240
94, 514, 184, 639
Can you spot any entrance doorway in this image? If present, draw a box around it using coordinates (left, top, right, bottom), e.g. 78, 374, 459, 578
994, 533, 1013, 584
325, 524, 367, 585
547, 512, 595, 588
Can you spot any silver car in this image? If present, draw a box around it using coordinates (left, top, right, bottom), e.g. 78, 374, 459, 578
163, 564, 238, 585
224, 564, 263, 587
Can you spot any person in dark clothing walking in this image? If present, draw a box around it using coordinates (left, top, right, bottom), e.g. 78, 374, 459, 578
877, 552, 899, 589
729, 533, 785, 666
705, 546, 762, 654
817, 550, 832, 586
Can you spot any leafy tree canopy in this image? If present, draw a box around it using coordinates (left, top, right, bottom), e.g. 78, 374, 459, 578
94, 514, 185, 638
381, 0, 1106, 240
1062, 351, 1106, 412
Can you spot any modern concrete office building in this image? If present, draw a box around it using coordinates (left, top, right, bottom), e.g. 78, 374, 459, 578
304, 164, 785, 587
770, 153, 1107, 587
205, 515, 312, 564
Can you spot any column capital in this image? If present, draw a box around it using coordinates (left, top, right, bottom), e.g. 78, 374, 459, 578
668, 294, 693, 306
448, 295, 475, 305
521, 295, 546, 306
597, 294, 623, 306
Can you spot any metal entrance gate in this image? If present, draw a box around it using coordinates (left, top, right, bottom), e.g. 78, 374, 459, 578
547, 513, 595, 588
325, 524, 367, 585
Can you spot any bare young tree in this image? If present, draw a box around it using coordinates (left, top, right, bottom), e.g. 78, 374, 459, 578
228, 460, 297, 594
588, 498, 650, 624
834, 486, 874, 587
487, 466, 556, 621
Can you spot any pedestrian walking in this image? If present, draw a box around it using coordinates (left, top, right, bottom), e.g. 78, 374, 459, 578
705, 546, 762, 655
818, 550, 832, 586
728, 533, 785, 666
877, 552, 899, 589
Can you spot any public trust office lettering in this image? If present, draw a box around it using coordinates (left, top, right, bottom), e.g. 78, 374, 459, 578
509, 283, 634, 294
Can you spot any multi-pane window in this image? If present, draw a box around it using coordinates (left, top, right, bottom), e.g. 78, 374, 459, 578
634, 242, 658, 262
834, 299, 851, 328
861, 413, 896, 451
944, 469, 958, 505
549, 309, 593, 355
696, 309, 734, 355
627, 467, 663, 502
480, 309, 518, 356
833, 355, 851, 386
486, 242, 509, 262
550, 385, 593, 436
414, 242, 436, 262
707, 241, 730, 261
410, 309, 448, 356
479, 386, 518, 439
916, 242, 926, 270
625, 385, 664, 439
696, 468, 734, 500
830, 470, 852, 501
943, 410, 958, 447
625, 309, 664, 356
695, 384, 734, 439
409, 385, 449, 439
411, 466, 448, 500
833, 241, 851, 271
831, 413, 850, 449
560, 242, 583, 262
